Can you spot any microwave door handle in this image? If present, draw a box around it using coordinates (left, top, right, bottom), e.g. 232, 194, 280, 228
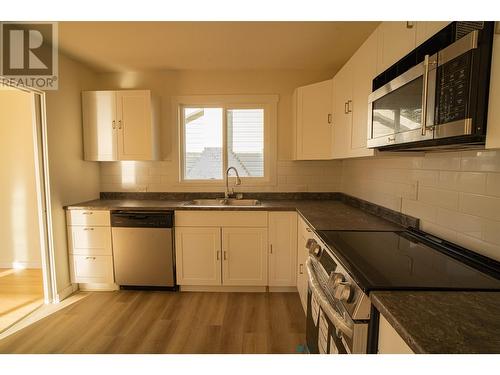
421, 54, 430, 136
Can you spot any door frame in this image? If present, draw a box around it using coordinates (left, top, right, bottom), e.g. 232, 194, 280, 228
1, 77, 57, 304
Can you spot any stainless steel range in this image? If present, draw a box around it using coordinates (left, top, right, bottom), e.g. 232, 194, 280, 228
304, 228, 500, 354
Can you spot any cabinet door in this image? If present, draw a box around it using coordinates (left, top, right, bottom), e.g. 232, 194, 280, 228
175, 227, 222, 286
268, 212, 297, 287
116, 90, 154, 160
487, 32, 500, 149
332, 63, 353, 159
377, 22, 417, 74
378, 315, 414, 354
295, 79, 333, 160
350, 30, 377, 157
222, 227, 268, 286
296, 217, 310, 313
82, 91, 117, 161
415, 21, 450, 46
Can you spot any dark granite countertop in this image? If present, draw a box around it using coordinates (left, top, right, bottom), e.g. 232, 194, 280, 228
371, 291, 500, 354
64, 197, 405, 232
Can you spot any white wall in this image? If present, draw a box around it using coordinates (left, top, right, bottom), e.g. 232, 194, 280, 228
45, 54, 100, 295
342, 151, 500, 261
97, 70, 343, 193
0, 88, 42, 269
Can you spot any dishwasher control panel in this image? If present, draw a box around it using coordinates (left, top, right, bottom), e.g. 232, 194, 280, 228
111, 211, 174, 228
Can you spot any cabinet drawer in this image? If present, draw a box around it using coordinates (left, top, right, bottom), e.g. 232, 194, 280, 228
66, 210, 110, 226
67, 226, 112, 255
70, 255, 114, 284
175, 211, 268, 227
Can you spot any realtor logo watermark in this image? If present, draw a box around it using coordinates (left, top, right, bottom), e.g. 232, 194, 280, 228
0, 22, 58, 90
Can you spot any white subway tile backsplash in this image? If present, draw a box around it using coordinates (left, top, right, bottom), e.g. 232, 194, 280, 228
437, 171, 487, 194
343, 151, 500, 261
100, 159, 343, 193
460, 193, 500, 221
486, 173, 500, 197
418, 186, 460, 210
461, 150, 500, 172
422, 152, 461, 171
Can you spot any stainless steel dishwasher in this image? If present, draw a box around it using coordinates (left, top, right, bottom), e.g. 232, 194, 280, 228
111, 211, 175, 288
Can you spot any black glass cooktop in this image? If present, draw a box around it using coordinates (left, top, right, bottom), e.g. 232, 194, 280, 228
317, 230, 500, 292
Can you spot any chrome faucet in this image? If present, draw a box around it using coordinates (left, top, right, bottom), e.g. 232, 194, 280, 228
225, 167, 241, 199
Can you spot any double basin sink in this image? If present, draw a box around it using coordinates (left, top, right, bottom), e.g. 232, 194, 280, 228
183, 198, 261, 207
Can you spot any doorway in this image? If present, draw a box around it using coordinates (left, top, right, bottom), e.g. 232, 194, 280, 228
0, 80, 55, 333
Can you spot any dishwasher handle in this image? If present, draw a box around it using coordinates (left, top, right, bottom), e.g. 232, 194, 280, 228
111, 211, 174, 228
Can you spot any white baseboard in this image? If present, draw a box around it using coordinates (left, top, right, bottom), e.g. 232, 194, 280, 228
78, 283, 119, 291
0, 261, 42, 269
55, 283, 78, 303
268, 286, 298, 293
180, 285, 267, 292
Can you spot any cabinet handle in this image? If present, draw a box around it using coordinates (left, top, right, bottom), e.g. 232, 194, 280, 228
344, 102, 349, 114
223, 251, 227, 260
83, 227, 94, 231
112, 120, 116, 129
327, 113, 332, 124
406, 21, 414, 29
347, 100, 353, 113
299, 264, 304, 274
82, 211, 93, 215
85, 256, 96, 260
306, 227, 312, 232
270, 244, 273, 254
118, 120, 122, 129
216, 251, 220, 260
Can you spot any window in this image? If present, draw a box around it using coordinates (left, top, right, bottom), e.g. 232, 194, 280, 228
180, 97, 275, 182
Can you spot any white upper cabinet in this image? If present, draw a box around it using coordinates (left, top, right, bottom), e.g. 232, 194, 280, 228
376, 22, 417, 75
293, 79, 333, 160
331, 29, 377, 159
487, 27, 500, 149
82, 90, 159, 161
332, 63, 353, 159
350, 30, 378, 157
415, 21, 451, 47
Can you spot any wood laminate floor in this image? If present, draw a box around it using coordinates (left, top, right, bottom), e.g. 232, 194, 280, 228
0, 268, 44, 333
0, 290, 306, 354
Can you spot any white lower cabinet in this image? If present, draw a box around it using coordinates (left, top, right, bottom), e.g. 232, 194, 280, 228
222, 227, 268, 286
377, 314, 414, 354
268, 212, 297, 287
175, 227, 222, 286
66, 209, 116, 288
296, 215, 311, 313
174, 211, 297, 289
70, 255, 114, 284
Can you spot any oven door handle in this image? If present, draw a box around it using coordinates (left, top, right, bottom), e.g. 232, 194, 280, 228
305, 258, 354, 339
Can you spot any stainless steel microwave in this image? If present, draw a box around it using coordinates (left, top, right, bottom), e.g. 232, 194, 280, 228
367, 22, 495, 151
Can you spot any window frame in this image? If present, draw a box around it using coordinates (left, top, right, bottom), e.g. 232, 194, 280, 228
174, 95, 278, 186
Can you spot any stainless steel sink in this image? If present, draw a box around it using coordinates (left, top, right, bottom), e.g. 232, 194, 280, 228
184, 198, 261, 207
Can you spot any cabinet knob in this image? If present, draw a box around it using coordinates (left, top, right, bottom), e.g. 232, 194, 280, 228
327, 113, 332, 124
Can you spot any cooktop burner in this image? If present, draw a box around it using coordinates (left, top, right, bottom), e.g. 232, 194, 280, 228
317, 229, 500, 292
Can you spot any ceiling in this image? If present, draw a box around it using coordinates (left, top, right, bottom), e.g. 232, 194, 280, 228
58, 22, 379, 72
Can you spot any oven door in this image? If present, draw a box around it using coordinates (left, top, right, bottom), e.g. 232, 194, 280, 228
305, 258, 368, 354
367, 56, 436, 148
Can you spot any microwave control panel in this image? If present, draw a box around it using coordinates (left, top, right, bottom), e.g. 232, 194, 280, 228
436, 52, 472, 124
